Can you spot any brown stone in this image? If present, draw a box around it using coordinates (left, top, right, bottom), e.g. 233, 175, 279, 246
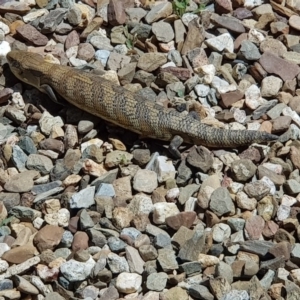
68, 216, 79, 233
211, 15, 245, 33
159, 67, 191, 81
245, 215, 265, 240
290, 146, 300, 169
165, 211, 196, 230
268, 241, 292, 260
215, 0, 233, 14
80, 17, 103, 40
231, 260, 245, 278
259, 51, 300, 81
181, 18, 205, 55
272, 116, 292, 133
220, 90, 244, 108
16, 24, 48, 46
2, 244, 36, 264
72, 231, 89, 252
0, 1, 30, 15
33, 225, 64, 252
274, 228, 295, 244
65, 30, 80, 50
108, 0, 126, 26
0, 88, 13, 105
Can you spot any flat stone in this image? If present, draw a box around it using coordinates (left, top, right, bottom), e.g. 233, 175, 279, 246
259, 51, 300, 81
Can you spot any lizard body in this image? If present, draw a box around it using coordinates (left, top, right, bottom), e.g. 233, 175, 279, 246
7, 50, 278, 157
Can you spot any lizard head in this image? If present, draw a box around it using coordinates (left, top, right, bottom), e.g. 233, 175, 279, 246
7, 50, 45, 89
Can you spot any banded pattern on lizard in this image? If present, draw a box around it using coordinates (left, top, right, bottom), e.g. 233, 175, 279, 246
6, 50, 278, 157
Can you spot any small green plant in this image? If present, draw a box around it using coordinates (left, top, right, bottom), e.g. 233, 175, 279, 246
124, 25, 137, 50
173, 0, 190, 18
173, 0, 206, 17
192, 3, 206, 14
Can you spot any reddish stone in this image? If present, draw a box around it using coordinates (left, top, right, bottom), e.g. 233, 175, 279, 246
245, 215, 265, 240
220, 90, 244, 108
108, 0, 126, 26
259, 51, 300, 81
33, 225, 64, 252
72, 231, 89, 252
65, 30, 80, 50
16, 24, 48, 46
165, 211, 197, 230
215, 0, 233, 14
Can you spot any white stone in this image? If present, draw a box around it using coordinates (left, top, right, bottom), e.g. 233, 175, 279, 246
261, 76, 283, 98
0, 41, 11, 57
0, 22, 9, 34
194, 84, 210, 97
116, 272, 142, 294
33, 217, 44, 229
0, 259, 9, 272
233, 108, 247, 123
23, 9, 48, 23
244, 0, 263, 8
245, 84, 266, 110
57, 208, 70, 227
66, 46, 78, 59
166, 188, 180, 202
248, 28, 265, 44
181, 13, 198, 26
69, 56, 87, 67
260, 176, 276, 195
198, 254, 219, 268
153, 156, 176, 183
283, 107, 300, 127
211, 76, 229, 94
198, 64, 215, 84
277, 204, 290, 221
128, 193, 154, 216
39, 111, 64, 136
205, 33, 234, 53
0, 243, 10, 257
153, 202, 180, 224
212, 223, 231, 243
281, 194, 297, 207
247, 122, 261, 131
60, 256, 96, 282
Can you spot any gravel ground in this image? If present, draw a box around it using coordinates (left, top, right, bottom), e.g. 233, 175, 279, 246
1, 0, 300, 299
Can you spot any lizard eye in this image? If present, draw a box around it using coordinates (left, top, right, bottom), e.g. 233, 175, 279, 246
11, 60, 21, 69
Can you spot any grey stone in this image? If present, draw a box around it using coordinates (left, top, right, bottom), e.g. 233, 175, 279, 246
146, 272, 168, 291
26, 154, 53, 175
12, 145, 28, 172
79, 209, 95, 230
189, 285, 214, 300
153, 233, 171, 249
108, 236, 127, 253
209, 187, 234, 217
18, 136, 37, 155
31, 180, 62, 195
157, 248, 178, 272
69, 186, 95, 209
178, 224, 205, 262
240, 40, 261, 60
